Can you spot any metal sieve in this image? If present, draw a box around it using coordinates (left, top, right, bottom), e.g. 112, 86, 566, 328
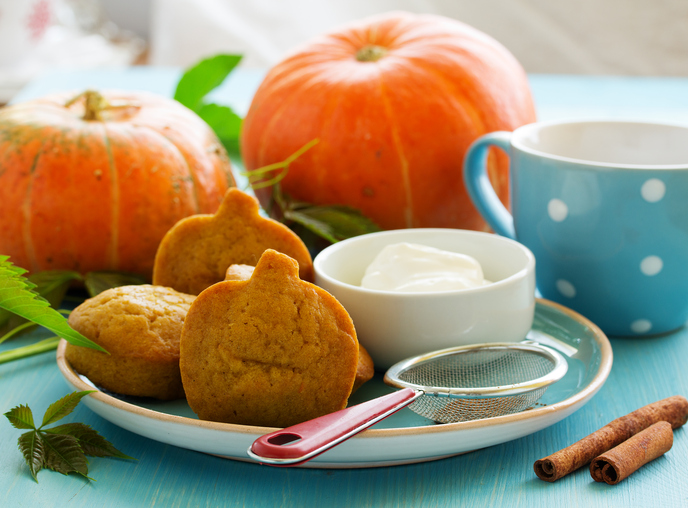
385, 342, 566, 423
248, 342, 568, 466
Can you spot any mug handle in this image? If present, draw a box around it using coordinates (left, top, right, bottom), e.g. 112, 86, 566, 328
463, 131, 515, 239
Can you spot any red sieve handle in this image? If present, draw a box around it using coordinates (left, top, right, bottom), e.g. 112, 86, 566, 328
248, 387, 421, 466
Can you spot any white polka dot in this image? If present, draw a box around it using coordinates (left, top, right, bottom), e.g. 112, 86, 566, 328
631, 319, 652, 334
640, 256, 663, 276
548, 199, 568, 222
641, 179, 666, 202
556, 279, 576, 298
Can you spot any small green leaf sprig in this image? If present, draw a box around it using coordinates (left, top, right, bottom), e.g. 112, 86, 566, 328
5, 391, 134, 481
244, 140, 382, 245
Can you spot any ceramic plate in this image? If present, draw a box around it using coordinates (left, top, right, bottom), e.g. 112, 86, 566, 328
56, 299, 612, 468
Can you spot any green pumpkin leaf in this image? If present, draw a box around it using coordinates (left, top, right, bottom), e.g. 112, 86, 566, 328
40, 391, 94, 428
41, 432, 90, 478
5, 404, 36, 430
285, 205, 382, 244
46, 423, 135, 459
197, 103, 243, 159
0, 256, 106, 353
84, 271, 147, 298
174, 54, 242, 112
18, 431, 45, 481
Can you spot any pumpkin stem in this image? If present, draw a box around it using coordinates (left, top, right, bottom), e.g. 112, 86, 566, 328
355, 45, 388, 62
65, 90, 109, 121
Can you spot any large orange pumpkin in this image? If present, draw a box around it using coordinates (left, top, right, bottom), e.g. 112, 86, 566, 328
241, 11, 536, 231
0, 90, 235, 277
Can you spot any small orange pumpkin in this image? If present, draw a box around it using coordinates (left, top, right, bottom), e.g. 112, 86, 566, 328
0, 90, 235, 277
241, 11, 536, 231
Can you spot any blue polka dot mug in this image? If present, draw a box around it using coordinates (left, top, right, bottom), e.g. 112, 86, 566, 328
464, 120, 688, 336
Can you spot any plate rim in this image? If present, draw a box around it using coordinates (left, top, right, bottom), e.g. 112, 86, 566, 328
56, 298, 613, 441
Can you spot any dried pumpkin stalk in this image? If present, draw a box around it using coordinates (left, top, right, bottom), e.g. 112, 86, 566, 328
534, 395, 688, 482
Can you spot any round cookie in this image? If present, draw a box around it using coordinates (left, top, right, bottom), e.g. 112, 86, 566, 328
152, 188, 314, 295
66, 285, 196, 400
180, 249, 359, 427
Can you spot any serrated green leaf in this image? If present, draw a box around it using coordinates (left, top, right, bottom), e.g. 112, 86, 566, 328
46, 423, 135, 459
284, 205, 382, 243
174, 54, 242, 111
41, 432, 90, 478
197, 103, 242, 159
0, 269, 81, 334
84, 271, 147, 298
0, 256, 107, 353
18, 431, 44, 481
41, 391, 94, 428
5, 404, 36, 430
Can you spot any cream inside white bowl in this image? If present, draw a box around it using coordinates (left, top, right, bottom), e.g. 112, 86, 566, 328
313, 229, 536, 369
360, 242, 491, 292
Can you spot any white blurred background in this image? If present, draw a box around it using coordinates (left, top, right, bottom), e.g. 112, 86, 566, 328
1, 0, 687, 102
146, 0, 688, 75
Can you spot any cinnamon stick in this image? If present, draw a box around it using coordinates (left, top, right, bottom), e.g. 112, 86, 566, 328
534, 395, 688, 482
589, 421, 673, 485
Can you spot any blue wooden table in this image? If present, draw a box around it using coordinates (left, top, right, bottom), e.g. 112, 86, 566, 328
2, 68, 688, 507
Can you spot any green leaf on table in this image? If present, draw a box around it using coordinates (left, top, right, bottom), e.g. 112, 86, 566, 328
284, 205, 382, 244
84, 271, 147, 298
46, 423, 134, 459
5, 404, 35, 430
197, 103, 243, 159
18, 431, 45, 481
41, 391, 92, 427
0, 256, 106, 353
41, 432, 90, 478
174, 54, 242, 111
5, 391, 135, 482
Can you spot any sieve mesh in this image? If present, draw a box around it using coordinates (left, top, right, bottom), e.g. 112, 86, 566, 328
389, 346, 562, 423
407, 387, 547, 423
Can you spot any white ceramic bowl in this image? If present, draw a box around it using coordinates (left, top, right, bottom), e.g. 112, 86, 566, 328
314, 229, 536, 370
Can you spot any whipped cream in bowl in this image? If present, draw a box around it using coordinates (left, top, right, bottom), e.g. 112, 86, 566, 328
313, 229, 536, 369
360, 242, 491, 293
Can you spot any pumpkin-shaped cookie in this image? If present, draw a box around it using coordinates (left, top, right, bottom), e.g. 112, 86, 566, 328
223, 262, 374, 393
180, 249, 359, 427
153, 188, 313, 295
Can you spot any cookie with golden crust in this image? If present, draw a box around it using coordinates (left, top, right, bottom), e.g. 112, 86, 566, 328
224, 262, 374, 393
66, 285, 196, 400
152, 188, 314, 295
180, 249, 359, 427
